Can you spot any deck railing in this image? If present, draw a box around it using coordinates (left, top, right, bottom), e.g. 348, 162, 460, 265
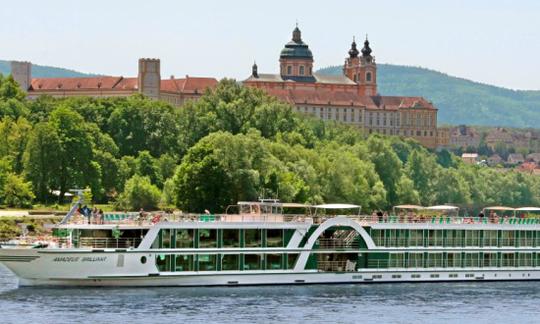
317, 238, 360, 250
66, 211, 540, 226
58, 237, 142, 249
317, 260, 357, 272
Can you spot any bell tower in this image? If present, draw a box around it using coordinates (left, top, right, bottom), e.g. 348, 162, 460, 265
344, 36, 377, 96
343, 37, 360, 82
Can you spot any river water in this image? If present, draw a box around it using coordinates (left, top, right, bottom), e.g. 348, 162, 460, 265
0, 265, 539, 324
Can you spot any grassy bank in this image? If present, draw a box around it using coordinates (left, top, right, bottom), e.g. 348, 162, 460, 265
0, 216, 62, 240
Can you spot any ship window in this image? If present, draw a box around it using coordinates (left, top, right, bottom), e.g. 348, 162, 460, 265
464, 253, 480, 267
156, 254, 172, 272
519, 231, 534, 247
446, 230, 464, 247
483, 230, 498, 247
484, 253, 498, 267
162, 229, 171, 248
244, 254, 262, 270
518, 253, 533, 267
287, 254, 299, 269
389, 253, 405, 268
502, 253, 515, 267
175, 229, 194, 248
427, 253, 443, 268
465, 230, 480, 246
140, 256, 147, 264
199, 229, 217, 248
428, 230, 443, 246
408, 253, 424, 268
408, 230, 423, 247
501, 231, 515, 247
175, 255, 193, 271
446, 252, 462, 268
244, 229, 262, 247
222, 254, 240, 270
266, 254, 282, 270
222, 229, 240, 248
266, 229, 283, 247
198, 254, 217, 271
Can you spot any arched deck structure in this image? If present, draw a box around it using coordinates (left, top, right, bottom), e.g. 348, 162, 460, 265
294, 217, 375, 271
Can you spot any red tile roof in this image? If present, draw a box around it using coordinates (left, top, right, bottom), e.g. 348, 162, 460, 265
30, 76, 124, 91
29, 76, 218, 94
263, 88, 436, 110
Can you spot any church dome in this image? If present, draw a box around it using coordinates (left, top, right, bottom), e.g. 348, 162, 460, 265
279, 27, 313, 59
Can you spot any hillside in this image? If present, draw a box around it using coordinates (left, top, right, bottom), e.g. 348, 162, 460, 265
0, 60, 96, 78
317, 64, 540, 128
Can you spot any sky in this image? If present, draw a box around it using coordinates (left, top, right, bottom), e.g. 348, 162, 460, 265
1, 0, 539, 90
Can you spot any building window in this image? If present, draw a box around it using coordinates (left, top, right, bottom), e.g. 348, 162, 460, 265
299, 66, 305, 75
287, 66, 292, 75
366, 72, 372, 82
353, 74, 358, 82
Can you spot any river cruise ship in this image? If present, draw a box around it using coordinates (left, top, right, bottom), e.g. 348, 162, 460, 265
2, 201, 540, 286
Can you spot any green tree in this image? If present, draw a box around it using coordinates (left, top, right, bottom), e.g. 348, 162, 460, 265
135, 151, 160, 185
49, 107, 95, 202
3, 173, 35, 208
23, 123, 61, 202
396, 175, 421, 205
367, 136, 402, 207
116, 175, 161, 210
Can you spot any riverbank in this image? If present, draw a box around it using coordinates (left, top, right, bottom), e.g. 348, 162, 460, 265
0, 215, 62, 240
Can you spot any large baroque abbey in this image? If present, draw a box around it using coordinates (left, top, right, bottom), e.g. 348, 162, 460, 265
244, 26, 438, 148
10, 26, 439, 148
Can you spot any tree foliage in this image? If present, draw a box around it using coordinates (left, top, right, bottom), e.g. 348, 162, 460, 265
0, 76, 539, 212
116, 175, 161, 211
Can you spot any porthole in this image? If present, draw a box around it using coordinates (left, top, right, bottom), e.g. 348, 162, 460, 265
141, 256, 147, 264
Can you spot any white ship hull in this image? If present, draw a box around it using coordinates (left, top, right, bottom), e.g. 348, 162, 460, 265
3, 249, 540, 287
